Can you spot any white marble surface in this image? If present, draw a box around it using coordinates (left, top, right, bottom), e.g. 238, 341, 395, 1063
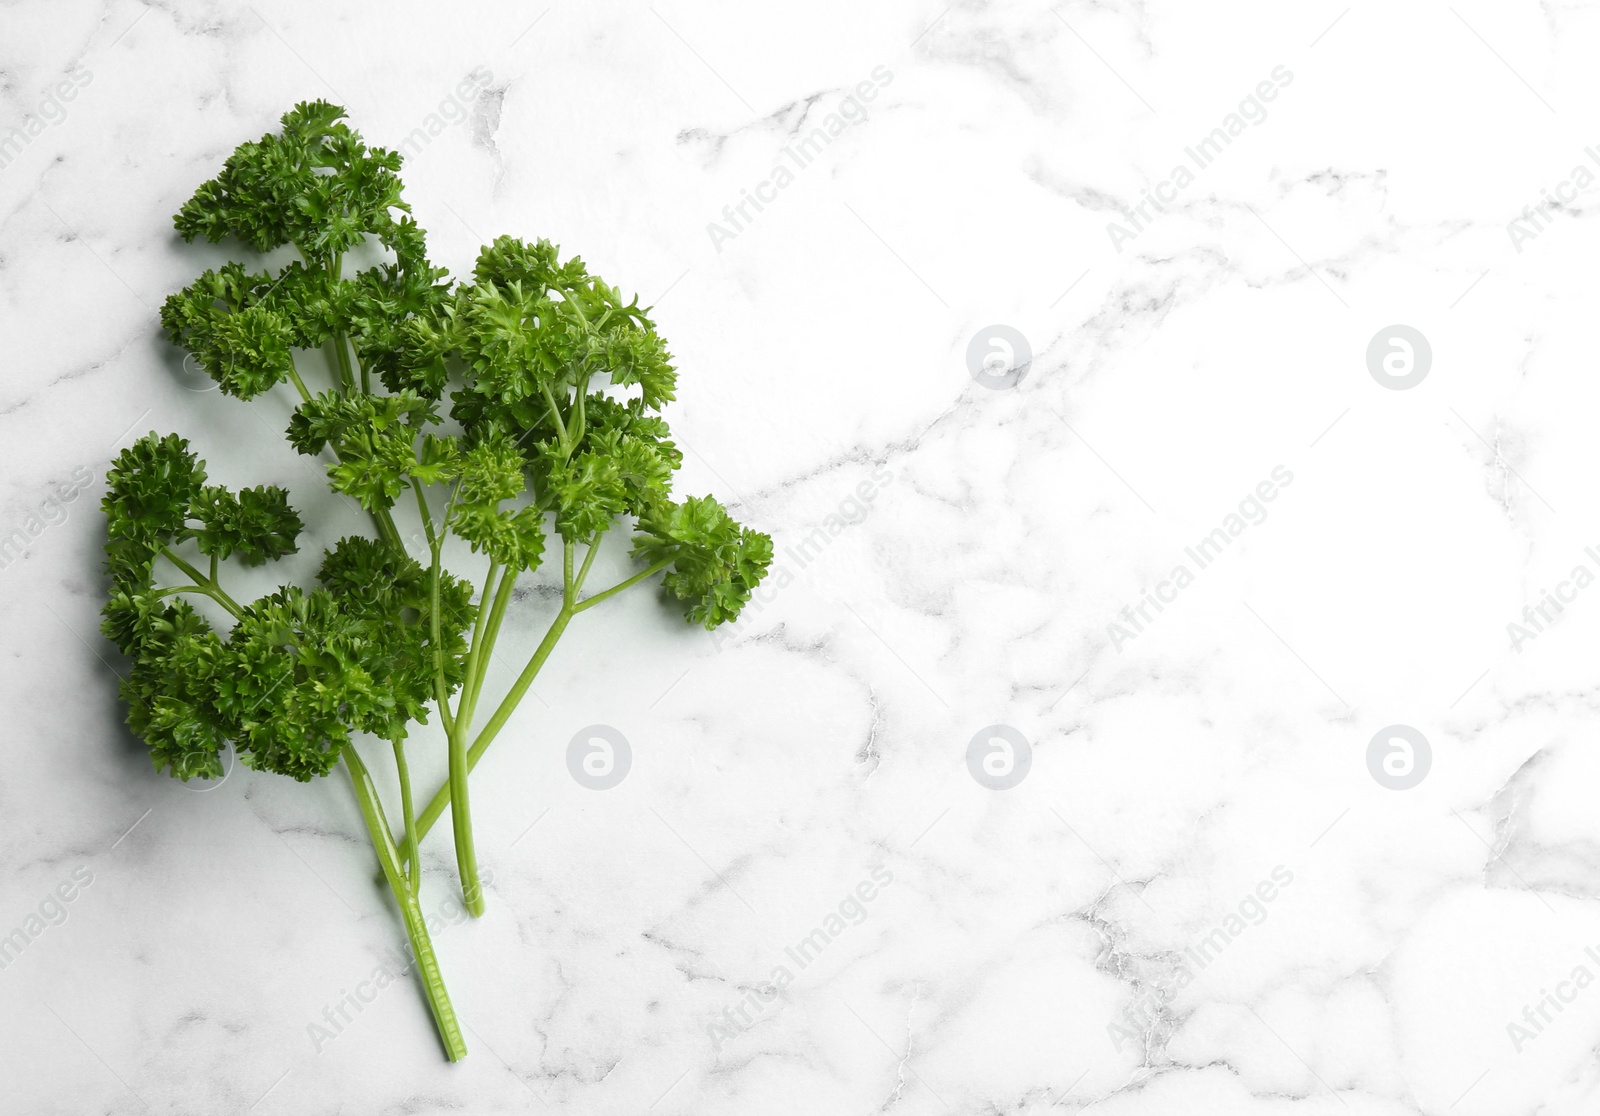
5, 0, 1600, 1112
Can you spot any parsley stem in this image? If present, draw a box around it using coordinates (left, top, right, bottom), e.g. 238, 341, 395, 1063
447, 716, 483, 915
327, 258, 345, 391
344, 747, 467, 1061
429, 532, 482, 914
427, 547, 455, 740
573, 557, 672, 613
334, 331, 365, 394
392, 736, 419, 897
456, 557, 501, 733
572, 378, 589, 446
412, 480, 437, 551
463, 604, 573, 790
403, 550, 674, 852
465, 565, 517, 721
398, 896, 466, 1060
540, 381, 569, 449
286, 364, 312, 404
374, 506, 403, 551
331, 338, 351, 392
407, 603, 572, 848
574, 536, 600, 595
160, 547, 244, 617
150, 584, 243, 617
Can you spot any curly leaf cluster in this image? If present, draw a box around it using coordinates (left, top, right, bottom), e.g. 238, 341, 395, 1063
288, 389, 438, 511
162, 101, 451, 401
634, 495, 775, 629
102, 435, 469, 781
112, 104, 774, 792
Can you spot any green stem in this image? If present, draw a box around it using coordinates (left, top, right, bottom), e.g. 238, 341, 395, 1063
375, 506, 404, 551
456, 557, 501, 735
400, 561, 514, 883
574, 558, 672, 614
573, 537, 600, 596
467, 605, 573, 782
160, 547, 245, 617
327, 258, 345, 393
330, 337, 351, 392
407, 604, 573, 848
150, 584, 244, 617
466, 565, 518, 721
286, 364, 312, 403
343, 748, 467, 1061
424, 521, 479, 914
333, 332, 358, 394
539, 381, 569, 448
412, 480, 438, 552
447, 717, 483, 916
402, 550, 677, 851
392, 737, 419, 897
571, 376, 590, 447
427, 543, 456, 740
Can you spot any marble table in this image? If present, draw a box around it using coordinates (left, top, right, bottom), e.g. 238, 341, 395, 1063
3, 2, 1598, 1112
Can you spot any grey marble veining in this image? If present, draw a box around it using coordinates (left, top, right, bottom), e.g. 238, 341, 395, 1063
3, 1, 1599, 1113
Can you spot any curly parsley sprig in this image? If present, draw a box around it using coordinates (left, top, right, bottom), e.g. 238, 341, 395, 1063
106, 101, 771, 1061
